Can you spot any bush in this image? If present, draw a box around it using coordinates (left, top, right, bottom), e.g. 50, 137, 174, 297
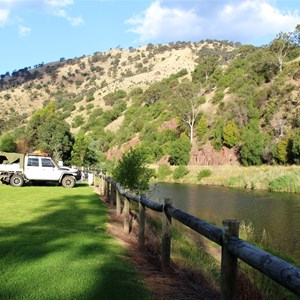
103, 89, 127, 106
197, 115, 207, 140
112, 148, 155, 194
269, 175, 300, 193
240, 119, 264, 166
173, 165, 189, 180
223, 120, 239, 148
212, 91, 224, 104
71, 115, 84, 128
169, 134, 191, 165
197, 169, 212, 181
157, 164, 172, 180
0, 133, 17, 152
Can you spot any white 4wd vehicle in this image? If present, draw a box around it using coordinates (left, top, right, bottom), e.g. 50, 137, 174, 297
0, 152, 81, 188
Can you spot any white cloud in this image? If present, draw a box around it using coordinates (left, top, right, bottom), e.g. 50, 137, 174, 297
44, 0, 74, 8
0, 0, 83, 28
53, 8, 84, 26
126, 0, 300, 45
0, 8, 9, 26
18, 24, 31, 37
217, 0, 300, 42
126, 1, 203, 41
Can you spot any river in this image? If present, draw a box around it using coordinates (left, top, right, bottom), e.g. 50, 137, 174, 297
149, 183, 300, 261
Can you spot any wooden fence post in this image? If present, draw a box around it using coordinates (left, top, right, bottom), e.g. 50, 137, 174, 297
96, 175, 101, 193
124, 197, 130, 234
162, 198, 172, 273
102, 177, 106, 197
221, 220, 240, 300
116, 190, 122, 215
101, 176, 105, 196
110, 183, 115, 206
105, 181, 110, 203
138, 201, 146, 249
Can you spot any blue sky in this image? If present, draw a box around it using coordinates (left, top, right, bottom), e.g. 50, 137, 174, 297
0, 0, 300, 75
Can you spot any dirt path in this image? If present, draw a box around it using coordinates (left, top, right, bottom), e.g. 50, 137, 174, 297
105, 203, 220, 300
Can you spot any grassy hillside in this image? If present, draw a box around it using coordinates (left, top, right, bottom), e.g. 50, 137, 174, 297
1, 36, 300, 169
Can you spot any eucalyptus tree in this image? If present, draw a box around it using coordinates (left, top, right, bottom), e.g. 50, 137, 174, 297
270, 24, 300, 72
173, 80, 204, 143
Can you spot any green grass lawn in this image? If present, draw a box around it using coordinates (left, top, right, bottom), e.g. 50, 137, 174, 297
0, 183, 150, 300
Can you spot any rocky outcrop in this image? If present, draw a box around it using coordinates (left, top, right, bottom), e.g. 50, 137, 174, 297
189, 144, 239, 166
106, 137, 140, 161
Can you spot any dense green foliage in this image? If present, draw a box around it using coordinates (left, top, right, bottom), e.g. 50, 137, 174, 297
71, 133, 98, 167
173, 165, 189, 180
169, 134, 191, 165
25, 102, 74, 162
269, 174, 300, 192
223, 120, 239, 148
240, 120, 264, 166
112, 148, 155, 194
197, 169, 212, 181
157, 163, 173, 180
0, 133, 17, 152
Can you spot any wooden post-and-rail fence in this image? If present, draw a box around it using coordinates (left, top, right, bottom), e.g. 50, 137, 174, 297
93, 173, 300, 299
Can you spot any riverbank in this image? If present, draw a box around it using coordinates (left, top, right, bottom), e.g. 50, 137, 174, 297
150, 164, 300, 193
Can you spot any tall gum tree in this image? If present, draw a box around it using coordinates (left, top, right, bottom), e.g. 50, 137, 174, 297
270, 24, 300, 72
173, 80, 204, 144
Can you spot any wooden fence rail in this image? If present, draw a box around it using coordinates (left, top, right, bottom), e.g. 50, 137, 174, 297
95, 174, 300, 299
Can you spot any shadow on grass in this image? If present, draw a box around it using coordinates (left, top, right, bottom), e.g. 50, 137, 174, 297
0, 187, 149, 300
27, 181, 87, 188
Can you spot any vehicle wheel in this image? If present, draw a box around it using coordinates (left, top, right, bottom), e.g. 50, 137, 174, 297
61, 176, 75, 188
10, 174, 24, 187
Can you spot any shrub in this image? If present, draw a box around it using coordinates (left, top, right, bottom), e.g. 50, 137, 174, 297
269, 175, 300, 193
112, 148, 155, 194
169, 134, 191, 165
0, 133, 17, 152
86, 103, 94, 110
223, 120, 239, 148
276, 136, 290, 164
103, 89, 127, 106
240, 119, 264, 166
290, 128, 300, 164
173, 165, 189, 180
157, 164, 172, 180
212, 90, 224, 104
197, 169, 212, 181
4, 94, 11, 101
197, 115, 207, 140
71, 115, 84, 128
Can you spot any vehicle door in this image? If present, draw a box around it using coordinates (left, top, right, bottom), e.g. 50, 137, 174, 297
39, 158, 61, 180
24, 157, 41, 180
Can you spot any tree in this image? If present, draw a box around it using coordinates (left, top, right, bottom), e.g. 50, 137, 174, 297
290, 128, 300, 164
112, 148, 155, 194
71, 133, 98, 167
240, 120, 264, 166
173, 80, 203, 143
211, 120, 224, 151
0, 133, 17, 152
196, 115, 207, 141
169, 134, 191, 165
223, 120, 239, 148
270, 24, 300, 71
192, 56, 219, 83
276, 135, 291, 164
25, 102, 74, 162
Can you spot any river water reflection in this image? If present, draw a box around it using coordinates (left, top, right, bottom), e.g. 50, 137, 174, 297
149, 183, 300, 261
